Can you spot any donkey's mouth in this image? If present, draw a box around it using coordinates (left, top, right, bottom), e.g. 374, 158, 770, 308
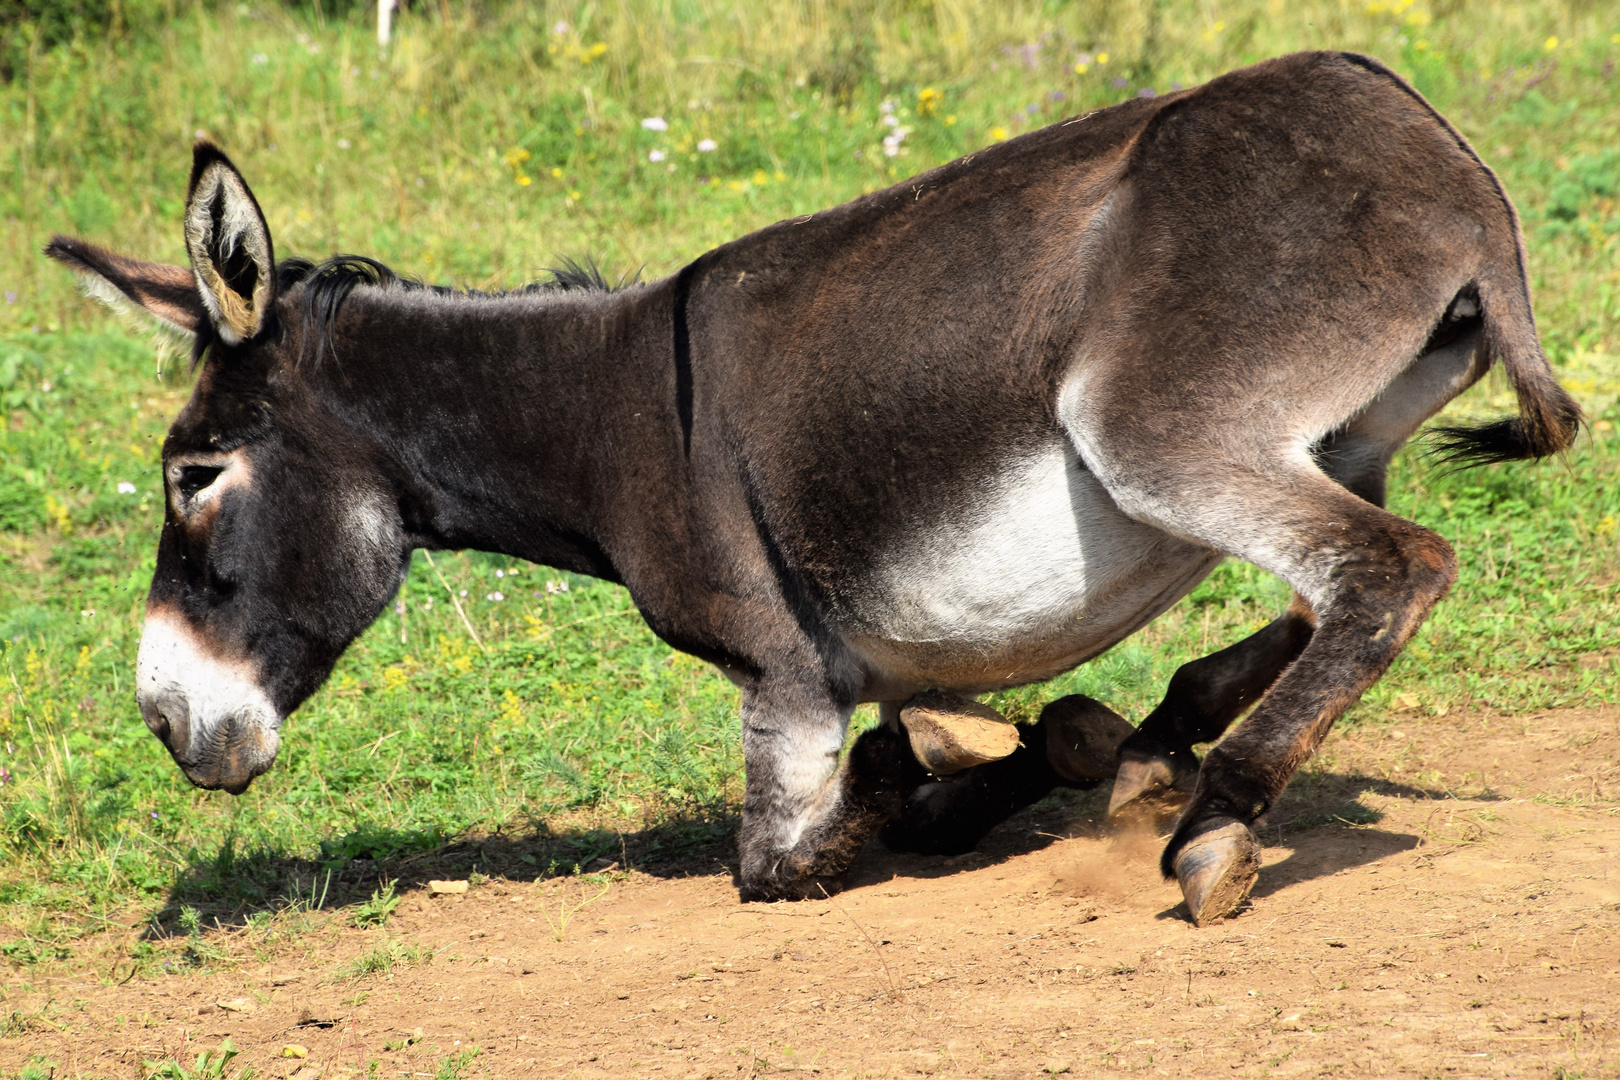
171, 717, 280, 795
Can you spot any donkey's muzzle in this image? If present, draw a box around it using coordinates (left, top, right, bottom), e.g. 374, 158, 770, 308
138, 687, 278, 794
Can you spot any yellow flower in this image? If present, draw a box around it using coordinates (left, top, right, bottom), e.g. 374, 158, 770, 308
1096, 52, 1109, 64
567, 189, 581, 201
989, 126, 1008, 141
727, 179, 746, 191
945, 114, 957, 125
753, 169, 769, 186
916, 86, 944, 116
1415, 38, 1429, 51
502, 146, 531, 168
774, 170, 787, 182
551, 166, 563, 178
1074, 62, 1088, 74
516, 174, 532, 186
1544, 35, 1558, 50
1612, 32, 1620, 43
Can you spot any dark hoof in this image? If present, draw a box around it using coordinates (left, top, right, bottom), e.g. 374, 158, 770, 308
1042, 694, 1134, 783
1107, 753, 1193, 823
1171, 819, 1261, 927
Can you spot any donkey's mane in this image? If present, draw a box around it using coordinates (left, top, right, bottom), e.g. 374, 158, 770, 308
276, 253, 635, 366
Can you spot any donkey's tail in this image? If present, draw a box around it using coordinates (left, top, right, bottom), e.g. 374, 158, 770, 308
1430, 234, 1582, 467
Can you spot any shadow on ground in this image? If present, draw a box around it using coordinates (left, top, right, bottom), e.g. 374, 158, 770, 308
153, 766, 1469, 940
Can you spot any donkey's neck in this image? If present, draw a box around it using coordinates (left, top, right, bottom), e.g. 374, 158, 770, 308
311, 279, 681, 581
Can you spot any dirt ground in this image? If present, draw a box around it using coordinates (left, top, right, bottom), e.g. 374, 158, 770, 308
4, 707, 1618, 1079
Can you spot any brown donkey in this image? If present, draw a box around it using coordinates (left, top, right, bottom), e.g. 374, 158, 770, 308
48, 51, 1579, 925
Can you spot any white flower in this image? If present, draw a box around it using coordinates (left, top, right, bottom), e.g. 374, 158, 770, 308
696, 138, 717, 153
648, 149, 666, 162
251, 53, 268, 65
495, 569, 505, 578
487, 591, 505, 602
883, 114, 900, 128
337, 138, 352, 149
552, 20, 569, 34
546, 580, 570, 595
879, 99, 896, 114
117, 481, 137, 495
641, 117, 669, 132
459, 589, 468, 597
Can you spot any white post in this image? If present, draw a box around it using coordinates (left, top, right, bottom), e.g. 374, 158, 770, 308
377, 0, 394, 48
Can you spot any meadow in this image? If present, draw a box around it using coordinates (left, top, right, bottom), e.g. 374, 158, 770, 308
1, 0, 1619, 983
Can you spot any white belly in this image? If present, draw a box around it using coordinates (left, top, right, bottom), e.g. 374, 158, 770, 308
846, 446, 1220, 699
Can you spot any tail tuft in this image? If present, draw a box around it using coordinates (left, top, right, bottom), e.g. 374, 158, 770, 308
1429, 414, 1576, 467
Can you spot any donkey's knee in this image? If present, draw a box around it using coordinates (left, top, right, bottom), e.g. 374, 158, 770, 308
738, 721, 925, 901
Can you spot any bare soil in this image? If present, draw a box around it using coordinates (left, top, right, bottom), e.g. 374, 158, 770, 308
5, 707, 1619, 1079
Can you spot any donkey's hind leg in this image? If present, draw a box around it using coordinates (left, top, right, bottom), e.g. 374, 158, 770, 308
1109, 594, 1316, 821
737, 687, 928, 901
881, 695, 1131, 856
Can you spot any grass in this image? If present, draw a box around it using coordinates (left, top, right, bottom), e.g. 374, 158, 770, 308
0, 0, 1618, 970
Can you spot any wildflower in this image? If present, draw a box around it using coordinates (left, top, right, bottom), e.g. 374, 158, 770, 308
1138, 87, 1156, 98
641, 117, 669, 132
753, 169, 770, 186
917, 87, 943, 116
545, 580, 570, 595
117, 481, 137, 495
1544, 35, 1558, 51
424, 596, 434, 609
0, 766, 11, 786
503, 147, 532, 168
553, 20, 568, 34
1112, 77, 1129, 89
3, 291, 14, 304
1026, 103, 1038, 115
1048, 90, 1065, 102
649, 149, 666, 162
459, 589, 468, 597
551, 167, 564, 178
697, 138, 717, 152
337, 138, 352, 150
989, 126, 1009, 141
487, 592, 505, 602
495, 569, 505, 578
251, 52, 268, 65
395, 599, 406, 615
151, 810, 159, 819
1097, 52, 1109, 65
883, 114, 901, 128
880, 99, 896, 115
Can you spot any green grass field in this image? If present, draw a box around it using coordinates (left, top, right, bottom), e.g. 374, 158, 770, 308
2, 0, 1619, 973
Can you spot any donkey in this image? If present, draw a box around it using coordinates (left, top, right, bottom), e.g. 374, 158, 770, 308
49, 51, 1578, 925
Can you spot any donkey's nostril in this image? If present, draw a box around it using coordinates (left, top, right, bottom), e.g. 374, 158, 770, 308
151, 713, 172, 742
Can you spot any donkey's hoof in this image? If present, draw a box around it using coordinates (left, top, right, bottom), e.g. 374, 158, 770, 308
1042, 694, 1134, 783
900, 692, 1020, 775
1107, 754, 1188, 822
1172, 819, 1261, 927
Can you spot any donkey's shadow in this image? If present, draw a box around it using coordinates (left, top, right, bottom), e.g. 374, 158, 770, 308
843, 766, 1443, 900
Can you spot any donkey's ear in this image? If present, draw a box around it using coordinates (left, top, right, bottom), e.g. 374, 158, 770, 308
45, 236, 208, 336
184, 142, 276, 345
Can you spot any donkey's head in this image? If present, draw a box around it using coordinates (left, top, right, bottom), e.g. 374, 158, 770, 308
48, 144, 409, 793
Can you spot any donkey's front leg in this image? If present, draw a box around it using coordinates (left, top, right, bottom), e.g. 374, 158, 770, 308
737, 688, 927, 901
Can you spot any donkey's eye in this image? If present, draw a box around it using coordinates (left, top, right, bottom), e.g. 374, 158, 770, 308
176, 465, 225, 502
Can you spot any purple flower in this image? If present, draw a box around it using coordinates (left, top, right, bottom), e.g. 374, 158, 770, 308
1112, 77, 1129, 89
1048, 90, 1065, 102
3, 291, 15, 305
1138, 87, 1156, 98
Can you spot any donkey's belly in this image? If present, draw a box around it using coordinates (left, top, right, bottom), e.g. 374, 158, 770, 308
845, 446, 1221, 700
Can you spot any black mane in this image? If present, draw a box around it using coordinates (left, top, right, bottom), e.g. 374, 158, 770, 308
276, 254, 634, 365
